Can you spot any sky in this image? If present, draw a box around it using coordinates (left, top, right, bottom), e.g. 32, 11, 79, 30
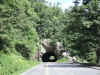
45, 0, 82, 10
60, 0, 74, 9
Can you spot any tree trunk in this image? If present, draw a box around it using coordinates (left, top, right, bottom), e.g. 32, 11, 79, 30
96, 49, 100, 66
33, 50, 40, 61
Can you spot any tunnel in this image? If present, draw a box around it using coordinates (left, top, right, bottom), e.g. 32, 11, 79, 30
42, 52, 57, 62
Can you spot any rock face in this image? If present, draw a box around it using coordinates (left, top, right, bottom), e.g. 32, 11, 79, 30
40, 39, 67, 62
42, 39, 55, 53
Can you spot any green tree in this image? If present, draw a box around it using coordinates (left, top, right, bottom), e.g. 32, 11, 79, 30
30, 1, 66, 42
0, 0, 39, 59
64, 0, 100, 65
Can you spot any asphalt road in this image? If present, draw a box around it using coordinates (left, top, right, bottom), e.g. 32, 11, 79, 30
21, 63, 100, 75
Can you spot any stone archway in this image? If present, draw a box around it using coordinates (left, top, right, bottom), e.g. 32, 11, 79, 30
42, 52, 57, 62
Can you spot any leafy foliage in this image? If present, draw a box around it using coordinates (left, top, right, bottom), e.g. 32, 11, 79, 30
64, 0, 100, 64
0, 53, 39, 75
0, 0, 39, 74
0, 0, 39, 58
31, 1, 65, 42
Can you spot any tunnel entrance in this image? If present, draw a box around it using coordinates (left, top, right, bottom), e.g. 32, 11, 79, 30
42, 52, 57, 62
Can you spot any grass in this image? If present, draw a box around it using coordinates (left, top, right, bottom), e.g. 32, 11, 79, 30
0, 53, 39, 75
57, 57, 68, 63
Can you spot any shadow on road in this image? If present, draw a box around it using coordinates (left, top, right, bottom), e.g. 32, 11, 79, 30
44, 63, 100, 70
46, 63, 87, 68
82, 63, 100, 70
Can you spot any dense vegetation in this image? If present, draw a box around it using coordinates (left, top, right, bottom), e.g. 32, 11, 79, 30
33, 0, 100, 65
0, 0, 39, 74
0, 0, 100, 74
64, 0, 100, 65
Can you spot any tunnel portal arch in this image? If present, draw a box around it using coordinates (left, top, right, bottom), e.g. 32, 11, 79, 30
42, 52, 57, 62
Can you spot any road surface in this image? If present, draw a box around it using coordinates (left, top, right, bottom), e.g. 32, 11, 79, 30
21, 63, 100, 75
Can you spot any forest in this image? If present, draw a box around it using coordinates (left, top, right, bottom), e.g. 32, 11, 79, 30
0, 0, 100, 74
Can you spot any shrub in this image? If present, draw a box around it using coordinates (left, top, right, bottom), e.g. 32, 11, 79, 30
15, 43, 31, 59
86, 51, 97, 64
0, 35, 10, 53
0, 53, 39, 75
